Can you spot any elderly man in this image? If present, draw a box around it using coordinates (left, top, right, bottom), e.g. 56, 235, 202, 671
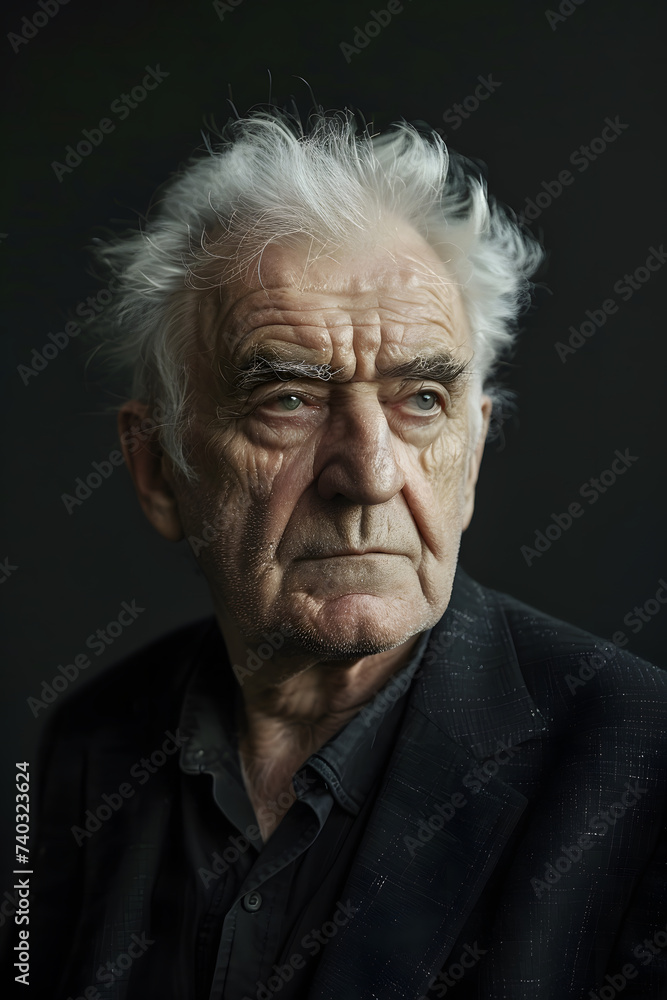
29, 107, 667, 999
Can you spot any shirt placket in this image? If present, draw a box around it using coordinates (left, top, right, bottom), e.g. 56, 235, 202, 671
209, 786, 333, 1000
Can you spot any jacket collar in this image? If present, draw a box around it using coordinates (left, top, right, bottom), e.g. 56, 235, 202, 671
414, 566, 547, 757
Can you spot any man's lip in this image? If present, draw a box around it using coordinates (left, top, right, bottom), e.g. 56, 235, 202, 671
297, 550, 406, 559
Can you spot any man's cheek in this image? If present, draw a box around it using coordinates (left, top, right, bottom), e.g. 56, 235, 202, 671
197, 421, 294, 501
413, 437, 468, 542
238, 447, 291, 500
419, 407, 468, 462
416, 466, 460, 534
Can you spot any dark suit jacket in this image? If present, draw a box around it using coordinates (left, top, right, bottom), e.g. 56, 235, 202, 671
28, 569, 667, 998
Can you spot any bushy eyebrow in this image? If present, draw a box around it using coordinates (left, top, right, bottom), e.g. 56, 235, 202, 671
377, 355, 470, 388
229, 355, 343, 391
226, 351, 470, 393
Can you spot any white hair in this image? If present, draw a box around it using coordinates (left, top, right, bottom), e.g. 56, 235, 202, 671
92, 106, 544, 478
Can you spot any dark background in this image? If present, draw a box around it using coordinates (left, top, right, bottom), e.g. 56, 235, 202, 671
1, 0, 665, 951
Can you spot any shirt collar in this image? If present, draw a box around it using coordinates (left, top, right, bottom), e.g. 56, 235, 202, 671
306, 627, 432, 814
177, 623, 432, 818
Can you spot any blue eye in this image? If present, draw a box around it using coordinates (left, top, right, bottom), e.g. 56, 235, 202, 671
413, 392, 439, 411
278, 395, 302, 411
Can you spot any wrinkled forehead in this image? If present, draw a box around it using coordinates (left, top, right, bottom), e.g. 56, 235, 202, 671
197, 225, 472, 371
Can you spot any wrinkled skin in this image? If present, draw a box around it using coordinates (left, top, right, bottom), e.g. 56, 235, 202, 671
120, 224, 491, 835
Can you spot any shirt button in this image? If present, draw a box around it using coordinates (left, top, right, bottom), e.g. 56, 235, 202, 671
242, 891, 262, 912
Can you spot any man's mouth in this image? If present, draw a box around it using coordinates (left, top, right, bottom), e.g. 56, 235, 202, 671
297, 549, 406, 560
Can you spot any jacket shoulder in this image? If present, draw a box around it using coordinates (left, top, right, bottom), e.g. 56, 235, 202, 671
492, 586, 667, 730
41, 616, 216, 744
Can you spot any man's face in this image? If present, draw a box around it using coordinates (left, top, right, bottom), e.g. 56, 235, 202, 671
161, 226, 489, 660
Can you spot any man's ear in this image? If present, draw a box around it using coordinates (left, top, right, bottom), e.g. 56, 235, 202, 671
461, 393, 492, 532
118, 401, 184, 542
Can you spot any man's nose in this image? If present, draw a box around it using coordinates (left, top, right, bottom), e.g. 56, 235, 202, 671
314, 398, 405, 504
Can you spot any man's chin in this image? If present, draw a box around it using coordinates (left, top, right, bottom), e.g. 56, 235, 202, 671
282, 632, 395, 662
270, 592, 435, 662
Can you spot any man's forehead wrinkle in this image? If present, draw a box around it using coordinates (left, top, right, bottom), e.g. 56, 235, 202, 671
218, 288, 461, 343
204, 246, 470, 380
208, 284, 275, 358
216, 305, 470, 384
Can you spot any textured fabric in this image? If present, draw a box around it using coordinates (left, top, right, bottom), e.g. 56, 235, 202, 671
22, 567, 667, 999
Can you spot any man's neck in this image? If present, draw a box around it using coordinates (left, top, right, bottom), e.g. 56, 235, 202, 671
221, 627, 422, 839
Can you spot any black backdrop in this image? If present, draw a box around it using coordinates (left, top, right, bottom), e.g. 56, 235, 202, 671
1, 0, 665, 960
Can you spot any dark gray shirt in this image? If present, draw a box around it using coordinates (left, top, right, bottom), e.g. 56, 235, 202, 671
176, 624, 432, 1000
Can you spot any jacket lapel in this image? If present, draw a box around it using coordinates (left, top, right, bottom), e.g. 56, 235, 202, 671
309, 568, 548, 1000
